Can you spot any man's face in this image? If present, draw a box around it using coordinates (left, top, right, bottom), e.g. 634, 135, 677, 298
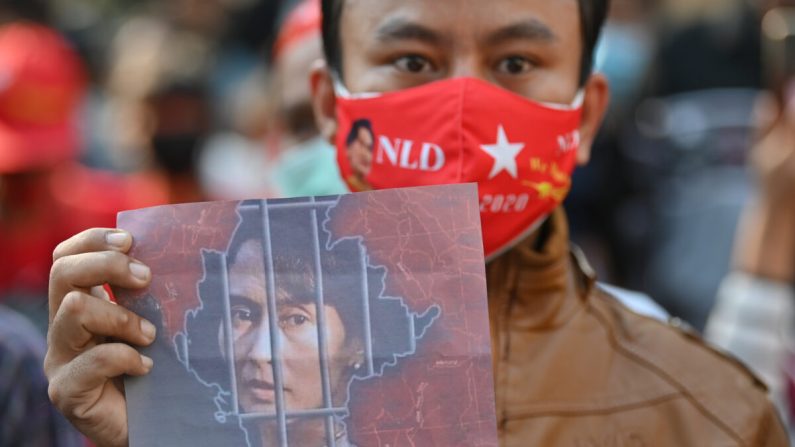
228, 239, 349, 414
340, 0, 583, 103
347, 127, 374, 177
277, 36, 326, 143
313, 0, 609, 165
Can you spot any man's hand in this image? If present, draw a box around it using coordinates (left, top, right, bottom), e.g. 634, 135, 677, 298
733, 85, 795, 282
751, 84, 795, 208
44, 228, 155, 447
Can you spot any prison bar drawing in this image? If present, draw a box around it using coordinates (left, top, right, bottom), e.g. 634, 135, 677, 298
220, 197, 377, 447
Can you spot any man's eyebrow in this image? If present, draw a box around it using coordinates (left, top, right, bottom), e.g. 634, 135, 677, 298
484, 19, 557, 46
375, 18, 449, 47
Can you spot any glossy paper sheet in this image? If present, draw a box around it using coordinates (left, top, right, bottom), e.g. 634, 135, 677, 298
116, 184, 497, 447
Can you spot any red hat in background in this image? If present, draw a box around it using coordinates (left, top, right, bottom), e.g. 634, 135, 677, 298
0, 22, 86, 173
272, 0, 321, 61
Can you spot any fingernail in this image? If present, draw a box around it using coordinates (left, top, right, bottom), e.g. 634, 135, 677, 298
106, 231, 130, 248
141, 319, 157, 341
129, 262, 150, 281
141, 355, 154, 371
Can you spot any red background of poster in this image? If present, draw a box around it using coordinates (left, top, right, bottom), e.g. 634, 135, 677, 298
326, 185, 496, 446
119, 201, 239, 337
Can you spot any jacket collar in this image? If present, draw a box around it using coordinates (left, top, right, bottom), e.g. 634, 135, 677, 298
486, 208, 596, 331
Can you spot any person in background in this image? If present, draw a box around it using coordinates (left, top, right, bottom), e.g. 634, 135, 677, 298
652, 0, 763, 96
198, 66, 276, 200
0, 304, 85, 446
267, 0, 348, 198
0, 21, 163, 326
596, 0, 768, 331
104, 18, 217, 204
706, 80, 795, 428
565, 0, 656, 283
0, 14, 126, 447
146, 79, 213, 204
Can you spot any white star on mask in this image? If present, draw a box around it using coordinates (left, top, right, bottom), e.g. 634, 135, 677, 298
480, 125, 525, 179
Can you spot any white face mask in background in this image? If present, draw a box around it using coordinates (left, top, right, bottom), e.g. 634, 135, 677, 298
271, 136, 349, 198
198, 133, 275, 200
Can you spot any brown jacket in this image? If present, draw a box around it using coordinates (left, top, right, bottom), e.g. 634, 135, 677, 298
487, 209, 788, 446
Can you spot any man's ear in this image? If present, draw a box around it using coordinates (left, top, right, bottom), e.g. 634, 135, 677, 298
310, 59, 338, 146
576, 73, 610, 165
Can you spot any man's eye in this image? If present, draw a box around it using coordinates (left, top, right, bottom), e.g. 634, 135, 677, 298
497, 56, 535, 75
394, 55, 434, 74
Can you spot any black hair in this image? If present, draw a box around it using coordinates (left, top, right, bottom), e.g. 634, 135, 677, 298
321, 0, 610, 86
345, 119, 374, 148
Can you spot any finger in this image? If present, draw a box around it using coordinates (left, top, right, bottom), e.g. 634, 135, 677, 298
50, 379, 129, 447
90, 285, 112, 302
50, 342, 153, 393
49, 343, 152, 406
49, 251, 151, 322
48, 343, 151, 442
53, 228, 133, 262
46, 292, 156, 369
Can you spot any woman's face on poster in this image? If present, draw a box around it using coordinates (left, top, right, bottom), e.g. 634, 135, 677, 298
348, 127, 374, 178
226, 239, 351, 414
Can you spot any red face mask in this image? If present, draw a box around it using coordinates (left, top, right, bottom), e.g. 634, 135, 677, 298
335, 77, 583, 260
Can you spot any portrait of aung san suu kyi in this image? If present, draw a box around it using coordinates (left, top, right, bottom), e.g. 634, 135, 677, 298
179, 198, 440, 447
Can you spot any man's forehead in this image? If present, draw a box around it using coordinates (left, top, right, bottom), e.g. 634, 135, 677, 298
341, 0, 580, 39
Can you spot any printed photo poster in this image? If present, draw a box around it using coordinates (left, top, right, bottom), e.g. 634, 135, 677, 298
115, 184, 498, 447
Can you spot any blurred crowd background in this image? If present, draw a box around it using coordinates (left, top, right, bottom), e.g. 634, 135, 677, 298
0, 0, 793, 445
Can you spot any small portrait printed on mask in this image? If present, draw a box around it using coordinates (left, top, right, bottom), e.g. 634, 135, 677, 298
344, 119, 375, 191
116, 185, 498, 447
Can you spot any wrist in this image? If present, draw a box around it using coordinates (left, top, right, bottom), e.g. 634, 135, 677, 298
734, 197, 795, 283
757, 184, 795, 217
